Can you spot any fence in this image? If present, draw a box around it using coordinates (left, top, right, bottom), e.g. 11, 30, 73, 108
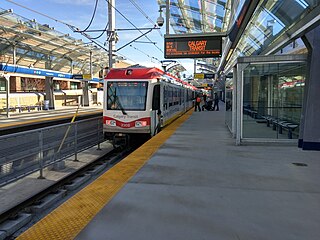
0, 117, 103, 187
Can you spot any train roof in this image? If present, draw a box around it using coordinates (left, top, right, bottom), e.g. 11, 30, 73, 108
105, 67, 164, 80
106, 67, 197, 90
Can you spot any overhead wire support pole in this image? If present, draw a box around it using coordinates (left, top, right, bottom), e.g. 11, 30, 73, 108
108, 0, 115, 70
106, 0, 163, 53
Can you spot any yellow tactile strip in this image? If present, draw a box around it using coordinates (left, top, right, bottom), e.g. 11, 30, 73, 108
17, 110, 193, 240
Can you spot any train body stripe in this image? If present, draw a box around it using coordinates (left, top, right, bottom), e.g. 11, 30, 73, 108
103, 116, 151, 128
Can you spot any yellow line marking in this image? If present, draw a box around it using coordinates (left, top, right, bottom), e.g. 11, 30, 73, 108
57, 106, 80, 153
16, 110, 193, 240
0, 110, 102, 129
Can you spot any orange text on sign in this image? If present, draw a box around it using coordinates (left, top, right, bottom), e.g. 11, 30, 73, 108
188, 40, 207, 51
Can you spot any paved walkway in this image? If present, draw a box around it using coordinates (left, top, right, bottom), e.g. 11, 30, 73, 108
75, 107, 320, 240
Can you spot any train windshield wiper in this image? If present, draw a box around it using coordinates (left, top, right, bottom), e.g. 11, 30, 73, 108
113, 89, 127, 115
115, 96, 127, 115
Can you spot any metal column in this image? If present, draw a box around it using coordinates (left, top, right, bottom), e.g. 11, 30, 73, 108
45, 60, 55, 110
82, 52, 90, 107
300, 25, 320, 150
5, 75, 10, 118
232, 66, 237, 138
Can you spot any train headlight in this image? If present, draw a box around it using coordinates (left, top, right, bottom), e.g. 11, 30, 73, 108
106, 120, 116, 126
135, 121, 147, 127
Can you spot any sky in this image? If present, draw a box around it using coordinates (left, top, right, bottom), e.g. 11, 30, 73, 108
2, 0, 195, 77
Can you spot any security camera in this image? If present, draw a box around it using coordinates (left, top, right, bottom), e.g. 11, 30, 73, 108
157, 16, 164, 27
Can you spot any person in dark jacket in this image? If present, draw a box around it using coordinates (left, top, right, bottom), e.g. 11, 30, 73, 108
213, 92, 219, 111
203, 93, 207, 103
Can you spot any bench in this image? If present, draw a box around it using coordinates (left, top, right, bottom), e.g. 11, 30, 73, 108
243, 107, 258, 119
278, 122, 299, 139
1, 106, 16, 112
260, 115, 299, 139
268, 118, 299, 139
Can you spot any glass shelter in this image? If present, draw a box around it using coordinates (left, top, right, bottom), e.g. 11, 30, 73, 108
226, 54, 307, 145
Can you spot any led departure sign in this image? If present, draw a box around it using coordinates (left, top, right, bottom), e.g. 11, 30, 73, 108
165, 36, 222, 59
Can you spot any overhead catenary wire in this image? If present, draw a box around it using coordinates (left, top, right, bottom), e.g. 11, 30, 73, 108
82, 0, 99, 32
5, 0, 71, 26
4, 0, 176, 70
116, 51, 137, 64
129, 44, 161, 63
128, 0, 163, 37
105, 0, 163, 54
90, 23, 109, 40
127, 0, 185, 69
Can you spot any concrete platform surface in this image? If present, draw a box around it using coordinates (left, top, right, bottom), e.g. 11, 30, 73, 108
76, 108, 320, 240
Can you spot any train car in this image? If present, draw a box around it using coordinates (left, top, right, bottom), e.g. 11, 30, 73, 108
103, 67, 196, 146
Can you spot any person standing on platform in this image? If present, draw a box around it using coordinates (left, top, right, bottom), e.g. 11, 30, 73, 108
195, 94, 201, 112
213, 92, 219, 111
203, 93, 207, 103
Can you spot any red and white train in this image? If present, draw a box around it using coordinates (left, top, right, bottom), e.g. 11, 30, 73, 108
103, 67, 196, 146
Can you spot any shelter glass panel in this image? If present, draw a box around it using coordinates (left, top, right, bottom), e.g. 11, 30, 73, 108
242, 62, 306, 139
184, 0, 200, 10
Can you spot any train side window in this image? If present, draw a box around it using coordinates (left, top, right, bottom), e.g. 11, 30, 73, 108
163, 86, 168, 109
171, 87, 174, 106
152, 85, 160, 110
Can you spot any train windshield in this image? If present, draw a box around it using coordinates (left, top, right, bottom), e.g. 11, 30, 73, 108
107, 81, 148, 111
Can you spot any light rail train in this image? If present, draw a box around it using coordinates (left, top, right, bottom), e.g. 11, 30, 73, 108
103, 67, 196, 146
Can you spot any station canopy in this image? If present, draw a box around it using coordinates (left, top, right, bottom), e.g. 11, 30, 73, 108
158, 0, 320, 75
157, 0, 232, 81
224, 0, 320, 72
0, 8, 112, 75
157, 0, 231, 34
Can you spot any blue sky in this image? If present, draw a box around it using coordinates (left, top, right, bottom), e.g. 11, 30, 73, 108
2, 0, 195, 76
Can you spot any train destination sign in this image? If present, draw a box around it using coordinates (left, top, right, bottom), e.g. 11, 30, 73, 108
164, 35, 222, 59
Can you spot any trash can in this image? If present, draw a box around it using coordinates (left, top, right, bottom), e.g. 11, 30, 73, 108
44, 100, 49, 110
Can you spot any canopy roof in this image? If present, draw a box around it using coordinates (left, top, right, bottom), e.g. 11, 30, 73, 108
158, 0, 320, 75
0, 8, 111, 75
224, 0, 319, 72
157, 0, 232, 34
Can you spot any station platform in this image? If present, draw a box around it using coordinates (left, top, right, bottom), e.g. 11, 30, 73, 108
16, 107, 320, 240
0, 106, 102, 132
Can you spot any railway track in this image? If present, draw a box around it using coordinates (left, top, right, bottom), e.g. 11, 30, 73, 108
0, 142, 138, 239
